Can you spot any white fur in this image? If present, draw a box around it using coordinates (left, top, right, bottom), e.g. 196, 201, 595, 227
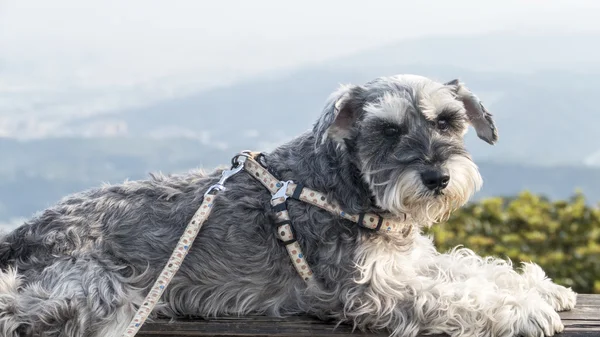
350, 232, 576, 337
347, 74, 575, 336
389, 74, 465, 120
364, 92, 412, 124
374, 154, 482, 225
0, 268, 22, 337
356, 148, 575, 336
95, 304, 140, 337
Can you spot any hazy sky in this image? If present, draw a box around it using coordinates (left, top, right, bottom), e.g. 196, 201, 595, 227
2, 0, 600, 88
0, 0, 599, 135
1, 1, 600, 227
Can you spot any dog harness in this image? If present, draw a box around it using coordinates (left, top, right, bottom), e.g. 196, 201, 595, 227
122, 151, 413, 337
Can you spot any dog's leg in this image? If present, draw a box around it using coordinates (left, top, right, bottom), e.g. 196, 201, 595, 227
351, 265, 564, 337
345, 234, 565, 337
513, 262, 576, 312
0, 256, 139, 337
425, 236, 576, 312
416, 252, 567, 336
406, 276, 563, 337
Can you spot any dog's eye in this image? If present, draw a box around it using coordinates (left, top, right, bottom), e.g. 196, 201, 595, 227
383, 127, 400, 137
437, 119, 449, 131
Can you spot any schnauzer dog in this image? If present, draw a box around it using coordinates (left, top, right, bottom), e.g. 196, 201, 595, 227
0, 74, 576, 337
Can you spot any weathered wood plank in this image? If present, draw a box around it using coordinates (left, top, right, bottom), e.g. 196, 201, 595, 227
137, 316, 389, 337
575, 294, 600, 306
560, 305, 600, 320
137, 294, 600, 337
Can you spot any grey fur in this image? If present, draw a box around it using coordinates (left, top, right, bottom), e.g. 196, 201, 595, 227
444, 79, 498, 144
0, 74, 574, 337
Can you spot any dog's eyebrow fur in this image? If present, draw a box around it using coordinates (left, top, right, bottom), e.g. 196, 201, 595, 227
363, 91, 413, 125
437, 107, 467, 122
413, 85, 456, 121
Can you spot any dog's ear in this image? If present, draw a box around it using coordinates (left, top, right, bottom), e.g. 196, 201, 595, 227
445, 79, 498, 145
313, 84, 366, 146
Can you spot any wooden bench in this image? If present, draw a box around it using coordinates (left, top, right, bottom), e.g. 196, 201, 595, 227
137, 294, 599, 336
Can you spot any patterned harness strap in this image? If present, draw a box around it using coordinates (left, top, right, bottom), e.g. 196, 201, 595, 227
121, 151, 413, 336
242, 153, 413, 283
271, 193, 315, 282
243, 154, 413, 234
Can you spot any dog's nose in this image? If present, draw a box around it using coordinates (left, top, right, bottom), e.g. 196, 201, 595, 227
420, 169, 450, 190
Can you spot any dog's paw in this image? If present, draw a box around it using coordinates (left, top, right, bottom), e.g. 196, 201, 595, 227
520, 263, 577, 311
538, 284, 577, 312
494, 293, 564, 337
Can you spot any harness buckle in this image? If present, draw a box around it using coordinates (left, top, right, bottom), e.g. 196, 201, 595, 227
204, 154, 249, 197
272, 180, 293, 201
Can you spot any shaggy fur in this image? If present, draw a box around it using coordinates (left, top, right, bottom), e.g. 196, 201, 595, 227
0, 74, 576, 337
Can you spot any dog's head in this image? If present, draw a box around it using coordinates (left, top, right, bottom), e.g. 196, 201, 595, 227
313, 74, 497, 224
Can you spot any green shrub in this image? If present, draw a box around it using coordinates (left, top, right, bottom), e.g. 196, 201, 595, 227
427, 191, 600, 294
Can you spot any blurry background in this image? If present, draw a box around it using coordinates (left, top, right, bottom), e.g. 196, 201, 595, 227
1, 1, 600, 290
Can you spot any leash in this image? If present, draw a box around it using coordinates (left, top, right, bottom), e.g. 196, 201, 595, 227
121, 151, 413, 336
121, 154, 249, 337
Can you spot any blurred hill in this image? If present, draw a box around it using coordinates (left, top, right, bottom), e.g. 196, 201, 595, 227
2, 32, 600, 228
2, 138, 600, 228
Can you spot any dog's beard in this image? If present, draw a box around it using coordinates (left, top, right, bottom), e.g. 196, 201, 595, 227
370, 155, 482, 225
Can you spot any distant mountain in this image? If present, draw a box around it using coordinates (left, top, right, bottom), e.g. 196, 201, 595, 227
2, 32, 600, 229
63, 64, 600, 167
1, 137, 599, 232
0, 137, 228, 225
33, 33, 592, 167
2, 32, 600, 142
329, 32, 600, 73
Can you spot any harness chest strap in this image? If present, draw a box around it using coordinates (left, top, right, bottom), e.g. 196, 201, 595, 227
122, 152, 414, 336
243, 154, 413, 284
243, 156, 413, 234
271, 195, 315, 282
